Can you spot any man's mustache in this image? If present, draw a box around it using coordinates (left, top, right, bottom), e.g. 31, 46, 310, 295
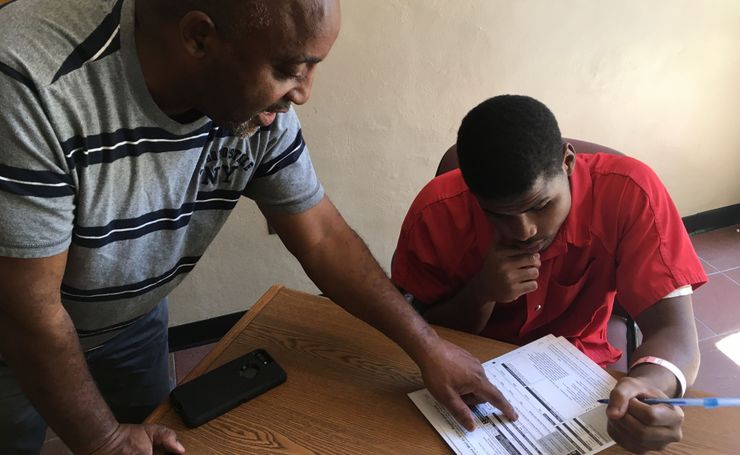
265, 102, 292, 113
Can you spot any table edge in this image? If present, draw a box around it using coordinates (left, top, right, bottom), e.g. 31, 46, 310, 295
144, 284, 284, 424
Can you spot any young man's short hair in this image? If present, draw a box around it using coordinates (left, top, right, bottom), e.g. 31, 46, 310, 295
457, 95, 563, 199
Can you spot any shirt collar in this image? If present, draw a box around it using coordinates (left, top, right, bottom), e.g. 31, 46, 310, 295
540, 155, 593, 261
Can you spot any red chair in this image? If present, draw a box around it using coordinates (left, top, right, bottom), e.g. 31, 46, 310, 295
435, 139, 641, 371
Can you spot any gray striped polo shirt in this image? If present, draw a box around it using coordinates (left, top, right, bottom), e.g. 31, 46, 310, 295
0, 0, 324, 350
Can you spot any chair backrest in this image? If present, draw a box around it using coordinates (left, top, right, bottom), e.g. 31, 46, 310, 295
435, 138, 624, 177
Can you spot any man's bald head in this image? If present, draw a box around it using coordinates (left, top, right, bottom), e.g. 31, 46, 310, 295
136, 0, 340, 137
155, 0, 339, 40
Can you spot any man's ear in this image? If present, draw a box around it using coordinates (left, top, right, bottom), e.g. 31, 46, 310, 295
179, 11, 218, 58
562, 142, 576, 177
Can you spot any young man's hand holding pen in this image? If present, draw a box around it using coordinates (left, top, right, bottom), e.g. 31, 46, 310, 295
603, 376, 685, 453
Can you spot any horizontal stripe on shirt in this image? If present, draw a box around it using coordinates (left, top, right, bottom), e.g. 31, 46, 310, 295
51, 0, 124, 83
72, 190, 241, 248
61, 124, 214, 168
0, 164, 75, 197
0, 60, 38, 96
254, 129, 305, 178
76, 312, 144, 338
61, 255, 201, 302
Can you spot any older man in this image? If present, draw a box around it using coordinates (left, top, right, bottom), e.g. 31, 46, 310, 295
0, 1, 514, 453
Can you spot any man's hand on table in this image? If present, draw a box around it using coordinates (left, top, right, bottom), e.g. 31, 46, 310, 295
605, 376, 684, 453
88, 423, 185, 455
417, 338, 518, 431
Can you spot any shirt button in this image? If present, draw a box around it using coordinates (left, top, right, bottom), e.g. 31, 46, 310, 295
535, 304, 543, 312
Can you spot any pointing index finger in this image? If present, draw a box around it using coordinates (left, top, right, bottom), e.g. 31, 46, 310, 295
434, 386, 478, 431
476, 380, 518, 421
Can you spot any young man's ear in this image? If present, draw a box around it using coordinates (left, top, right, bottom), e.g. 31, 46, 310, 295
562, 143, 576, 177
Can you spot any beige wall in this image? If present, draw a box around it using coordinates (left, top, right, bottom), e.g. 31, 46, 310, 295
169, 0, 740, 324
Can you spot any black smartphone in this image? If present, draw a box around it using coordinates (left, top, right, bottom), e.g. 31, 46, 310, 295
170, 348, 286, 428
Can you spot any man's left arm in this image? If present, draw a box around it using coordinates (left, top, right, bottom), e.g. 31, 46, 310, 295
606, 294, 699, 453
260, 195, 517, 430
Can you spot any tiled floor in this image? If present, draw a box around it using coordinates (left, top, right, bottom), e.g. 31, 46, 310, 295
40, 225, 740, 453
688, 225, 740, 395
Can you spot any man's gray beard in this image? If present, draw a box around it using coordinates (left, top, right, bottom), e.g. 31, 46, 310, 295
222, 115, 261, 139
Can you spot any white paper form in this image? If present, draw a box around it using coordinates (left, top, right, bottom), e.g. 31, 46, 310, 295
409, 335, 617, 455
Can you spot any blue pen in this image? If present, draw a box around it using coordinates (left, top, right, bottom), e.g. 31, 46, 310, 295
597, 397, 740, 408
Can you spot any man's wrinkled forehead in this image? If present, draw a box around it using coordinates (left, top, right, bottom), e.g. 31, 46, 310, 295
258, 0, 338, 38
249, 0, 339, 57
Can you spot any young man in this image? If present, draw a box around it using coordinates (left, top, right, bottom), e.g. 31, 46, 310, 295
0, 1, 514, 453
392, 95, 707, 453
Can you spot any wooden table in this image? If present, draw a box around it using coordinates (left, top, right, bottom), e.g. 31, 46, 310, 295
147, 285, 738, 454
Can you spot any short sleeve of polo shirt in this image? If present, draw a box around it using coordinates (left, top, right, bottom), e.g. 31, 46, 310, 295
0, 63, 76, 258
609, 159, 707, 317
392, 172, 485, 305
243, 108, 324, 214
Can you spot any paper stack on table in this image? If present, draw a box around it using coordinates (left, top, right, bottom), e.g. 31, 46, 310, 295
409, 334, 616, 455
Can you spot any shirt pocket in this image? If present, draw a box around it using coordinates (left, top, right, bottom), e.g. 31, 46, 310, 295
548, 264, 590, 302
543, 258, 595, 332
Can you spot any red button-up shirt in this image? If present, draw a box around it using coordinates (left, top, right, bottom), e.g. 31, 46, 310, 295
392, 154, 707, 366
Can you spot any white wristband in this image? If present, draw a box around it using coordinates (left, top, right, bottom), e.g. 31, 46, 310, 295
630, 356, 687, 398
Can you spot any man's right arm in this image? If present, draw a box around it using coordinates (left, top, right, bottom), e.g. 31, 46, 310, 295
0, 252, 121, 453
421, 248, 540, 333
0, 252, 183, 454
